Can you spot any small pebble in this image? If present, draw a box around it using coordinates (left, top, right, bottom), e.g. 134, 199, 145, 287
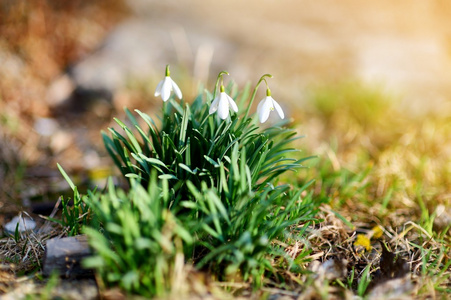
4, 215, 37, 235
34, 118, 59, 137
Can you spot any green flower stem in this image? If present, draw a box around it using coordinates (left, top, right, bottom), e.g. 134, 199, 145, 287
162, 97, 169, 116
165, 64, 170, 76
213, 71, 229, 99
244, 74, 273, 120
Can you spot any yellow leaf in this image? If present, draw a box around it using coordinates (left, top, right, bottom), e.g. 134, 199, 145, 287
354, 234, 372, 251
371, 225, 383, 239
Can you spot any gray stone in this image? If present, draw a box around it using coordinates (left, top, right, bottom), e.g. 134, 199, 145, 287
4, 215, 36, 235
43, 235, 92, 277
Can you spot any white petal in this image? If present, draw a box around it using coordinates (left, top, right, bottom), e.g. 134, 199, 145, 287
217, 93, 230, 120
171, 79, 183, 99
272, 98, 285, 119
257, 98, 264, 114
258, 97, 273, 123
154, 79, 164, 97
226, 94, 238, 113
161, 77, 172, 101
209, 94, 220, 114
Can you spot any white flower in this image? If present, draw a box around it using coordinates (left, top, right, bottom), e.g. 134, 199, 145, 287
209, 87, 238, 120
257, 91, 284, 123
154, 65, 182, 101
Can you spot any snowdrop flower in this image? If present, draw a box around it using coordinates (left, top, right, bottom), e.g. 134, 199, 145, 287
209, 85, 238, 120
154, 65, 182, 101
257, 88, 284, 123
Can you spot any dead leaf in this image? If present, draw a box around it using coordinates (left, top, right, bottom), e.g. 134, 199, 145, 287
378, 241, 409, 280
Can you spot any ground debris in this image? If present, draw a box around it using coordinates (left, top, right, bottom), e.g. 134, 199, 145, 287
0, 264, 16, 294
365, 241, 413, 299
310, 258, 348, 281
433, 204, 451, 231
1, 278, 98, 300
368, 275, 413, 300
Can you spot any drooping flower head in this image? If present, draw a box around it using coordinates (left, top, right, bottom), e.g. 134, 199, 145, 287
257, 87, 284, 123
209, 71, 238, 120
154, 65, 182, 102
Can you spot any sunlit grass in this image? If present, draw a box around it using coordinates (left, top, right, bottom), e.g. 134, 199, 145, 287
298, 80, 451, 298
304, 81, 451, 222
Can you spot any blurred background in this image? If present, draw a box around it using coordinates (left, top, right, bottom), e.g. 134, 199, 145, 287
1, 0, 451, 218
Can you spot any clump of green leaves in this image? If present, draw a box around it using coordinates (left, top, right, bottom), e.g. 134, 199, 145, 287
83, 175, 191, 297
103, 85, 309, 205
183, 146, 316, 285
59, 69, 318, 297
49, 163, 91, 236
